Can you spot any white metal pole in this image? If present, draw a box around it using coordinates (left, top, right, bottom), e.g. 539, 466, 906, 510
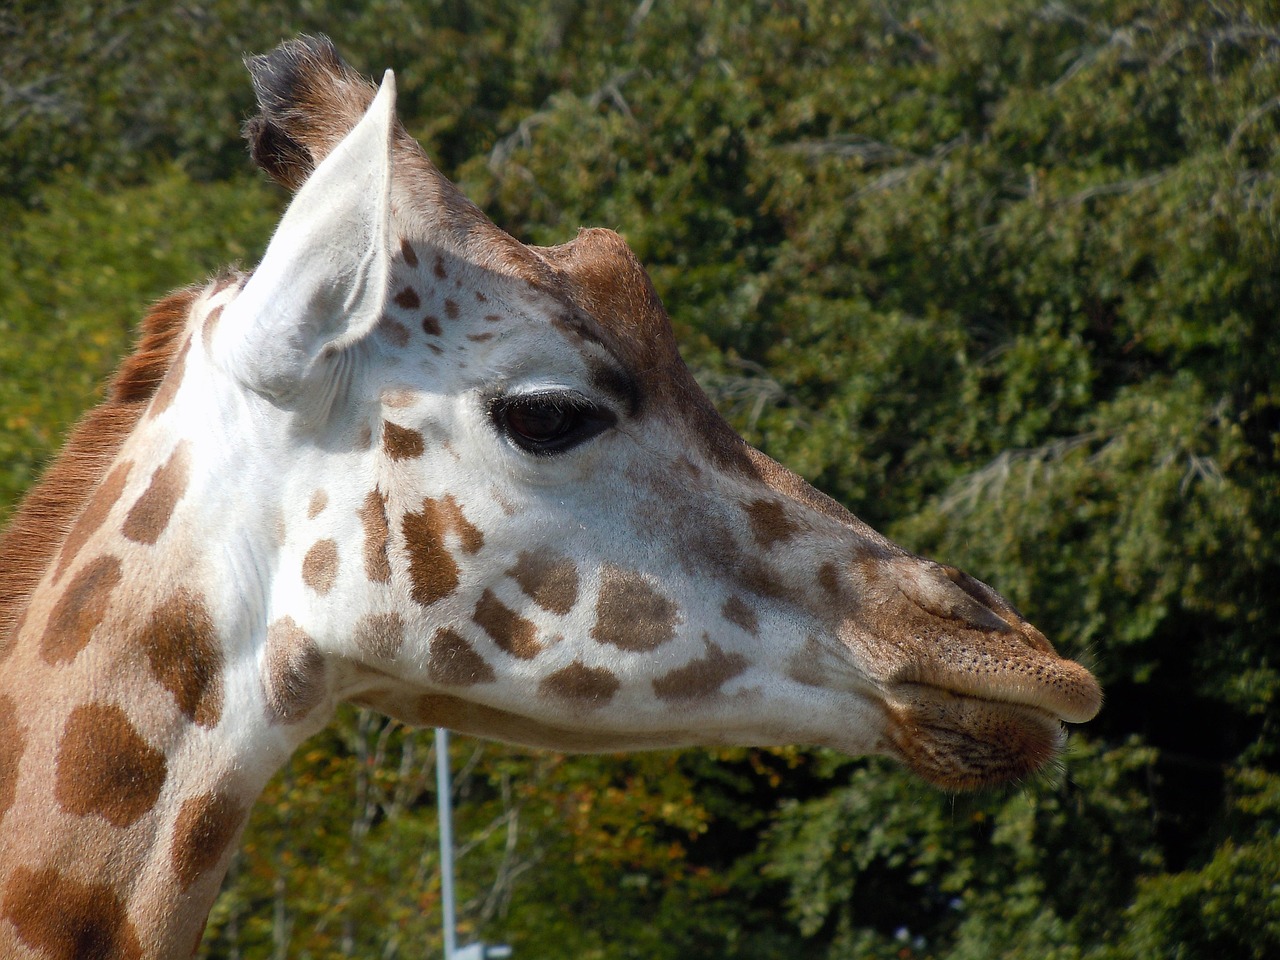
435, 727, 457, 960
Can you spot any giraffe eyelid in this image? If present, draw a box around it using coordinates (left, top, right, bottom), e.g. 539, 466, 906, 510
486, 388, 617, 457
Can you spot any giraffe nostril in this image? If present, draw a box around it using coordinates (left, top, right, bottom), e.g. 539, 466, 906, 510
877, 556, 1101, 724
893, 559, 1014, 635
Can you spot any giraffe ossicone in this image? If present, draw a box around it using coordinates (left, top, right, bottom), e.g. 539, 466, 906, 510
0, 36, 1101, 956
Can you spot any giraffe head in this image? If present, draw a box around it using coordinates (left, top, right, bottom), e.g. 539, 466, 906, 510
198, 37, 1099, 790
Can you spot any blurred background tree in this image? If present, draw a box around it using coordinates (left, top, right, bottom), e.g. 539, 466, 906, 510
2, 1, 1277, 957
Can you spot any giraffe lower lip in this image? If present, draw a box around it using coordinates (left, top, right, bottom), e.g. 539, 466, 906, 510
882, 684, 1067, 790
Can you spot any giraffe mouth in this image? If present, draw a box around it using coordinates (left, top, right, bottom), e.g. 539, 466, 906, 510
880, 683, 1067, 791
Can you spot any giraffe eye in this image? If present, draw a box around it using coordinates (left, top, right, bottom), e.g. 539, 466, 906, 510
489, 391, 616, 456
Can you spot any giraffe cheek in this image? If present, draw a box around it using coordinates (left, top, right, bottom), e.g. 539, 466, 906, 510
402, 504, 460, 606
590, 565, 679, 652
401, 495, 483, 608
353, 612, 405, 659
472, 589, 541, 660
507, 551, 579, 616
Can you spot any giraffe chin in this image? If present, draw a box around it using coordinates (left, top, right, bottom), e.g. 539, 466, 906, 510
880, 684, 1067, 791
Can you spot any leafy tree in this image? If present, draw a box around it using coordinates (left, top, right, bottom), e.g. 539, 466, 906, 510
2, 1, 1278, 957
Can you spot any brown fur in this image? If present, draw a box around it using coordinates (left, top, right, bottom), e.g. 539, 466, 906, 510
538, 661, 621, 706
136, 589, 225, 729
263, 616, 328, 724
39, 555, 123, 665
0, 695, 22, 827
472, 588, 541, 660
0, 286, 203, 649
169, 792, 246, 891
1, 865, 143, 960
590, 565, 679, 651
507, 550, 579, 616
427, 627, 495, 686
54, 703, 168, 828
652, 637, 749, 703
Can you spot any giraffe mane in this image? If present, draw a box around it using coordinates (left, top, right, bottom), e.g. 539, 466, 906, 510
0, 282, 209, 642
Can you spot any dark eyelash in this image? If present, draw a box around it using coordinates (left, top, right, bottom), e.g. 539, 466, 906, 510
488, 391, 617, 456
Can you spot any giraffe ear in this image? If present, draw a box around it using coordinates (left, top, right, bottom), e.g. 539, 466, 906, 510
217, 70, 396, 405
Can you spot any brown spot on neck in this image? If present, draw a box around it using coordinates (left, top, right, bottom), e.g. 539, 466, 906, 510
40, 554, 123, 665
170, 791, 246, 891
122, 442, 191, 545
307, 489, 328, 518
817, 561, 843, 600
0, 695, 24, 828
381, 387, 417, 409
354, 612, 404, 659
148, 335, 192, 419
591, 565, 678, 651
721, 595, 759, 635
54, 702, 167, 828
136, 589, 225, 728
51, 461, 133, 583
400, 238, 419, 267
393, 287, 420, 310
786, 636, 832, 688
32, 275, 205, 599
1, 865, 144, 960
201, 301, 227, 355
473, 589, 541, 659
507, 551, 579, 616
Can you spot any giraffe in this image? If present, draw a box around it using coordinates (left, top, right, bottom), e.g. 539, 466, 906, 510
0, 37, 1100, 957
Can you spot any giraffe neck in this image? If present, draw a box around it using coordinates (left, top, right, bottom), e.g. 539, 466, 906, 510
0, 547, 281, 953
0, 280, 319, 956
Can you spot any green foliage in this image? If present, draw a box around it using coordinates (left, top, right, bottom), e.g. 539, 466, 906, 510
0, 168, 278, 519
3, 0, 1279, 957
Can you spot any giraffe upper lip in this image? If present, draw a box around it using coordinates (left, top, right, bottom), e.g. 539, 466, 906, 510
889, 663, 1103, 725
